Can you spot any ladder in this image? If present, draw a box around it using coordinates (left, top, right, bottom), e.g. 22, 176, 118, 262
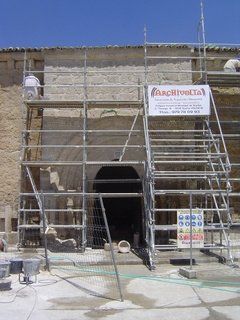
143, 86, 233, 269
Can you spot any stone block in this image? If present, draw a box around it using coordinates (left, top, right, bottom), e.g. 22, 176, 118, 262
179, 267, 197, 279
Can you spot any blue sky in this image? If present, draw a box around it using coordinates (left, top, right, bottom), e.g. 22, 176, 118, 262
0, 0, 239, 48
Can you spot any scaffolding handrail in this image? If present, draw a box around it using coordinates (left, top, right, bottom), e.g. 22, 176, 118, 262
209, 90, 232, 170
145, 41, 240, 47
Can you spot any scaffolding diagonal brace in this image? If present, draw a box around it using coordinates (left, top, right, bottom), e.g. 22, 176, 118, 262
25, 166, 48, 225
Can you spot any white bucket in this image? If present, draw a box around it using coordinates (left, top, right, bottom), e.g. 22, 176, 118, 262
118, 240, 131, 253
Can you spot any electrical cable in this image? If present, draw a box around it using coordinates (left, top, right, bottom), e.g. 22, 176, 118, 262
0, 283, 38, 320
31, 278, 59, 287
0, 285, 27, 304
25, 285, 37, 320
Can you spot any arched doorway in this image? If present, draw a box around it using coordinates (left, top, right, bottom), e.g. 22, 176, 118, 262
93, 166, 143, 246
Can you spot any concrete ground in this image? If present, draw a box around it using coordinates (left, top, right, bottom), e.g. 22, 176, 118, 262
1, 259, 240, 320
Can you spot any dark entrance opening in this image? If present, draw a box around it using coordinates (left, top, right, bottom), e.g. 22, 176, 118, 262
93, 166, 143, 246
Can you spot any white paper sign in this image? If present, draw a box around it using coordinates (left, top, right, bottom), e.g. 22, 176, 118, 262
177, 209, 204, 249
148, 85, 210, 116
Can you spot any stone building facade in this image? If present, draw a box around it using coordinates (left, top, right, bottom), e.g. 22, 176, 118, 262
0, 45, 239, 245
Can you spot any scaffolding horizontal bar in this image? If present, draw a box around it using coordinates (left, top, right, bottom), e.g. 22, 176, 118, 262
153, 155, 224, 159
149, 129, 208, 133
145, 41, 240, 47
19, 209, 84, 212
35, 83, 143, 88
154, 208, 228, 212
25, 69, 146, 74
155, 225, 229, 231
146, 55, 199, 60
146, 55, 240, 61
155, 245, 228, 250
154, 160, 209, 164
20, 192, 143, 198
21, 160, 145, 166
153, 152, 225, 156
24, 100, 142, 108
23, 129, 143, 134
18, 225, 41, 229
151, 145, 208, 148
154, 171, 225, 175
150, 138, 218, 142
88, 178, 142, 183
154, 176, 208, 180
154, 189, 229, 195
215, 134, 240, 138
146, 69, 201, 74
18, 224, 83, 229
47, 224, 83, 229
24, 144, 144, 148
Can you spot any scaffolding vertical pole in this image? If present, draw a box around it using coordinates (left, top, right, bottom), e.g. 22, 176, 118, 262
143, 33, 156, 268
19, 51, 27, 245
143, 26, 156, 268
99, 194, 123, 301
20, 51, 27, 163
41, 191, 50, 271
197, 23, 203, 80
142, 87, 155, 270
189, 192, 193, 270
144, 26, 148, 88
82, 49, 88, 250
200, 0, 207, 83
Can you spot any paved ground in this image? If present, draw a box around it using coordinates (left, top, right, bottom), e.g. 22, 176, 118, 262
1, 258, 240, 320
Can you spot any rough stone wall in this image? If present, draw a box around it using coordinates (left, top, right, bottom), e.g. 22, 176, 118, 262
0, 52, 23, 242
41, 114, 145, 193
0, 53, 25, 206
0, 51, 43, 241
44, 46, 192, 100
192, 48, 240, 82
41, 46, 192, 193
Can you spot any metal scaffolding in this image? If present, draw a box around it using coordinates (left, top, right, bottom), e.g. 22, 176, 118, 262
18, 28, 240, 269
142, 18, 240, 267
18, 49, 146, 259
